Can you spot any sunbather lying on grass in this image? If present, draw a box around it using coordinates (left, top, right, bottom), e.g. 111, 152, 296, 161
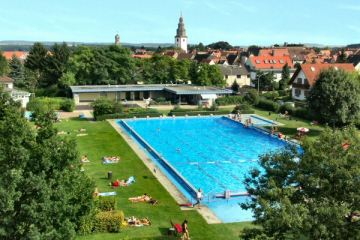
128, 193, 152, 202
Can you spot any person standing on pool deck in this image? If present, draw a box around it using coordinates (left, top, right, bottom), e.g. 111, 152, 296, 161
193, 188, 203, 209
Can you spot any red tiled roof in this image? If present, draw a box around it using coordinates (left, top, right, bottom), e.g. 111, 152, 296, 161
2, 51, 28, 60
250, 56, 294, 69
289, 63, 355, 86
259, 48, 289, 57
131, 54, 152, 59
0, 76, 15, 82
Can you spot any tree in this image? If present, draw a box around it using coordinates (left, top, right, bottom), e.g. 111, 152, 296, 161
241, 125, 360, 240
59, 72, 76, 89
43, 42, 70, 87
0, 98, 95, 239
24, 42, 47, 73
231, 80, 239, 92
311, 57, 317, 64
206, 41, 233, 50
0, 50, 10, 76
208, 65, 226, 87
8, 54, 25, 82
252, 71, 276, 91
170, 59, 192, 82
24, 68, 39, 95
338, 48, 348, 63
307, 68, 360, 131
294, 62, 301, 69
279, 62, 290, 90
198, 42, 205, 51
244, 89, 259, 105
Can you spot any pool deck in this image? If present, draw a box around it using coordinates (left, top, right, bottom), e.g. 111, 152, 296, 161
108, 119, 222, 224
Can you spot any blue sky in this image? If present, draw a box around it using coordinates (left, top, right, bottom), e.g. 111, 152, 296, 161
1, 0, 360, 46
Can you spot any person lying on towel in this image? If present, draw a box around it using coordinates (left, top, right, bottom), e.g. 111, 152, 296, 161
128, 193, 152, 202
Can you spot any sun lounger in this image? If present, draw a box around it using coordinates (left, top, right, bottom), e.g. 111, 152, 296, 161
98, 192, 117, 196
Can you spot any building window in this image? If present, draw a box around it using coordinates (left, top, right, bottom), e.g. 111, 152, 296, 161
225, 75, 228, 79
297, 78, 302, 84
237, 75, 241, 78
100, 92, 107, 97
295, 89, 301, 97
305, 91, 309, 97
5, 84, 8, 88
177, 39, 179, 42
183, 39, 185, 42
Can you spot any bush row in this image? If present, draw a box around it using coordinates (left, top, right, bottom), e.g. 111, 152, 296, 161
169, 110, 230, 116
215, 96, 244, 106
150, 101, 171, 106
26, 97, 75, 112
97, 112, 164, 121
256, 99, 280, 112
95, 196, 117, 211
78, 210, 124, 235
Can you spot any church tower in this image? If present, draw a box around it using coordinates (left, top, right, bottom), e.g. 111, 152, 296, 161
115, 32, 120, 46
175, 12, 188, 53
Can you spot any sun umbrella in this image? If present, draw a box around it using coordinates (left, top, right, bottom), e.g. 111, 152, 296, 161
297, 127, 309, 132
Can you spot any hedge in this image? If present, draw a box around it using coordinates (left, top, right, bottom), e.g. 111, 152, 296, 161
292, 107, 311, 120
169, 110, 230, 116
93, 210, 124, 233
96, 112, 165, 121
256, 99, 280, 112
150, 101, 171, 106
26, 97, 75, 112
215, 96, 244, 106
96, 196, 117, 211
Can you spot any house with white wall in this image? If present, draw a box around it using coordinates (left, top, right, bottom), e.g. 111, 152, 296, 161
0, 76, 31, 108
288, 63, 356, 101
218, 65, 251, 87
245, 56, 295, 85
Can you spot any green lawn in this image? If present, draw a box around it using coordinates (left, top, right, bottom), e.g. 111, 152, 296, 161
252, 107, 325, 140
53, 118, 252, 240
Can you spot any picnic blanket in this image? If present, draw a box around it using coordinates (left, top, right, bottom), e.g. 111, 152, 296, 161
102, 161, 117, 164
98, 192, 117, 197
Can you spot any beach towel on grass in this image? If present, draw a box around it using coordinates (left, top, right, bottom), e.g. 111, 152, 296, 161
102, 161, 117, 164
98, 192, 117, 196
127, 176, 135, 184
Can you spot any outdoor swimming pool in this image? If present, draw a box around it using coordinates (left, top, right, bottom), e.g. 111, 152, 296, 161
118, 116, 293, 222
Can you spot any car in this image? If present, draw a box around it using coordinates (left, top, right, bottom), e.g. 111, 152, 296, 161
284, 102, 295, 107
276, 100, 284, 105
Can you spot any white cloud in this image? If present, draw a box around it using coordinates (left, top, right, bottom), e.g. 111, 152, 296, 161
203, 1, 231, 16
230, 1, 256, 13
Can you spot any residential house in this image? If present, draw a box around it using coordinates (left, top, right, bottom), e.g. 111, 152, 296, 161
288, 63, 355, 101
3, 51, 29, 61
177, 53, 195, 60
0, 76, 31, 108
219, 65, 250, 88
258, 48, 290, 57
245, 56, 295, 84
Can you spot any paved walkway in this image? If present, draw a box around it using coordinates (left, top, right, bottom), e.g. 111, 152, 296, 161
108, 120, 222, 224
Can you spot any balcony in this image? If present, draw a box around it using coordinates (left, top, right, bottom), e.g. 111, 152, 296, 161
292, 83, 310, 89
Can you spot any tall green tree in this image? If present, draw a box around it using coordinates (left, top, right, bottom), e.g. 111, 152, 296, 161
307, 68, 360, 131
0, 98, 95, 239
8, 54, 25, 82
338, 48, 348, 63
241, 126, 360, 240
170, 59, 192, 82
24, 42, 47, 73
206, 41, 233, 50
252, 70, 275, 91
231, 80, 239, 92
43, 42, 71, 87
0, 50, 10, 76
207, 65, 226, 87
193, 63, 210, 86
279, 62, 290, 90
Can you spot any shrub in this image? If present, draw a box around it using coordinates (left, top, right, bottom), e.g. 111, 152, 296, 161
91, 97, 123, 119
96, 196, 117, 211
256, 98, 280, 112
93, 210, 124, 233
27, 97, 66, 111
244, 89, 259, 105
156, 97, 166, 102
278, 90, 287, 96
33, 88, 66, 97
215, 96, 244, 106
279, 103, 295, 115
292, 107, 311, 120
60, 98, 75, 112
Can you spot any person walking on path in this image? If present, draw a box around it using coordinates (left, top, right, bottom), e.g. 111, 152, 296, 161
193, 188, 203, 209
181, 220, 190, 240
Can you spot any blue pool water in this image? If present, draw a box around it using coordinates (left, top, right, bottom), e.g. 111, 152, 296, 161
118, 116, 293, 222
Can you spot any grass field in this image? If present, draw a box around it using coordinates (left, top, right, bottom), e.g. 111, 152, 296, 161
53, 118, 253, 240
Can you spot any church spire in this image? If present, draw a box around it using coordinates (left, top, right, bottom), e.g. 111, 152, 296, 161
175, 12, 187, 38
174, 11, 188, 53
